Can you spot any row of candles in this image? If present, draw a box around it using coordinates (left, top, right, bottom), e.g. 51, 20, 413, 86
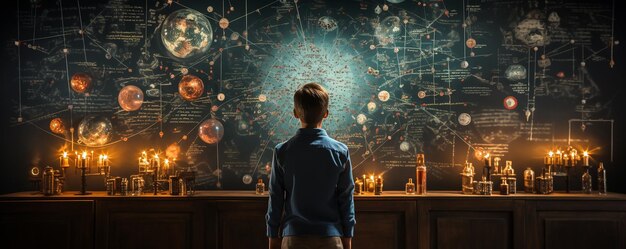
59, 151, 110, 171
543, 149, 590, 166
59, 150, 179, 170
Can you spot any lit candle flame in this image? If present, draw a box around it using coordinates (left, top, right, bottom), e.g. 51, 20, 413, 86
548, 151, 554, 157
583, 151, 589, 157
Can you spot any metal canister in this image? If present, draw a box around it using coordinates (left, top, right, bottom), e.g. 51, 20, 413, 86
179, 178, 187, 196
131, 175, 144, 196
523, 167, 535, 193
507, 177, 517, 194
106, 178, 116, 195
169, 176, 180, 195
42, 166, 55, 196
120, 178, 129, 196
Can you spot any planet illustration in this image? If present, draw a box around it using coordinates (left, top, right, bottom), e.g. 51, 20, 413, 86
198, 118, 224, 144
78, 116, 113, 146
161, 9, 213, 59
118, 85, 144, 111
49, 118, 65, 134
70, 73, 92, 93
178, 75, 204, 101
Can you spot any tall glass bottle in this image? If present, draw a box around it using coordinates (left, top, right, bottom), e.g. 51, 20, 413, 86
597, 162, 607, 195
582, 167, 592, 194
416, 153, 427, 195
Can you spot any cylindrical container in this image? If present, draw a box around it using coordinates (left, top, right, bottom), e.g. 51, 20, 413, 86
179, 178, 187, 196
120, 178, 128, 196
106, 178, 116, 195
54, 178, 62, 195
354, 178, 363, 195
42, 166, 55, 196
582, 168, 592, 194
416, 154, 427, 195
169, 176, 180, 195
523, 168, 535, 193
114, 177, 122, 195
472, 181, 480, 195
598, 162, 607, 195
131, 175, 144, 196
374, 177, 383, 195
507, 177, 517, 194
478, 180, 493, 195
461, 162, 475, 195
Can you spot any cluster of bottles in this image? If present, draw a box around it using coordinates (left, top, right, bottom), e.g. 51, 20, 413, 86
460, 156, 518, 196
355, 174, 385, 195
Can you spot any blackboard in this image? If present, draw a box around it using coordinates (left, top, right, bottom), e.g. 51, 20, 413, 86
1, 0, 625, 193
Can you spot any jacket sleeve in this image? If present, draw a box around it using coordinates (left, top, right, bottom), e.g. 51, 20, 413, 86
337, 151, 355, 237
265, 146, 285, 237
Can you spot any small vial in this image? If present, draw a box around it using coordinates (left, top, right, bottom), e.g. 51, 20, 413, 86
598, 162, 607, 195
405, 178, 415, 195
120, 178, 129, 196
255, 178, 265, 195
582, 167, 592, 194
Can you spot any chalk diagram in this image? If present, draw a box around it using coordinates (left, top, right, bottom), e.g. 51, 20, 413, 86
11, 0, 618, 188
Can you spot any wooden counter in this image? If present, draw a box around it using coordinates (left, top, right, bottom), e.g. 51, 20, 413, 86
2, 191, 626, 249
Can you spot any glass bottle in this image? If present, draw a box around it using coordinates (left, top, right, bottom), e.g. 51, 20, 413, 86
374, 176, 383, 195
503, 161, 516, 194
582, 167, 592, 194
354, 178, 363, 195
500, 178, 509, 195
597, 162, 607, 195
405, 178, 415, 195
416, 154, 427, 195
523, 167, 535, 193
461, 162, 475, 195
255, 178, 265, 195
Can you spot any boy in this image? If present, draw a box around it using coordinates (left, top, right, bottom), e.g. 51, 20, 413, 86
266, 83, 355, 249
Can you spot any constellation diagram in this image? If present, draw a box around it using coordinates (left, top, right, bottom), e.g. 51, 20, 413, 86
10, 0, 618, 189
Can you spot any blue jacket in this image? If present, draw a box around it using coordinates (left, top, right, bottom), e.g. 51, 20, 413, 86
266, 128, 355, 238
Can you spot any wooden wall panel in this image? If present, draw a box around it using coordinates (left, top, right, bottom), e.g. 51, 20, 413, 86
353, 200, 417, 249
95, 200, 210, 249
0, 200, 94, 249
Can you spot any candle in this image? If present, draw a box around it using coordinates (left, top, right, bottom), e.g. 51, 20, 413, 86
583, 151, 589, 166
61, 151, 70, 168
555, 150, 562, 165
548, 151, 554, 165
103, 154, 108, 167
484, 153, 491, 167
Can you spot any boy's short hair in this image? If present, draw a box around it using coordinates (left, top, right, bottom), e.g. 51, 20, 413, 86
294, 83, 329, 124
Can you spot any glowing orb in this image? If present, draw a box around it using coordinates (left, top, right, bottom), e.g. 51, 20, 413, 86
178, 75, 204, 101
118, 85, 144, 111
198, 118, 224, 144
70, 73, 92, 93
78, 116, 113, 146
49, 118, 65, 134
161, 9, 212, 59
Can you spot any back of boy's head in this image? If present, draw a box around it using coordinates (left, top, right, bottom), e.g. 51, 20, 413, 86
294, 83, 329, 125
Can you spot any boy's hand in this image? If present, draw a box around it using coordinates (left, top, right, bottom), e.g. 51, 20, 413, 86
341, 237, 352, 249
269, 237, 282, 249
